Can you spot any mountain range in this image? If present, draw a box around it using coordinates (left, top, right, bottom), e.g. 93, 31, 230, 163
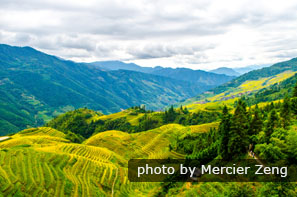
87, 61, 234, 85
0, 44, 233, 134
89, 60, 270, 77
1, 44, 297, 196
209, 67, 241, 76
0, 57, 296, 195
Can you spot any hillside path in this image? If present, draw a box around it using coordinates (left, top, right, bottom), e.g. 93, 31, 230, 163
248, 151, 264, 166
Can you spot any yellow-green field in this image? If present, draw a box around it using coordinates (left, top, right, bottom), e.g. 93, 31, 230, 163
186, 71, 296, 112
0, 122, 218, 196
97, 109, 149, 125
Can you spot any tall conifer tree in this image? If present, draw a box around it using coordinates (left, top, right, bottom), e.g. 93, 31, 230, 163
218, 105, 231, 159
228, 99, 249, 156
249, 104, 263, 135
292, 82, 297, 115
293, 82, 297, 98
280, 96, 291, 129
265, 109, 278, 141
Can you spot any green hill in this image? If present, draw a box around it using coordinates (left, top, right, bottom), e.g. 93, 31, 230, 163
0, 44, 222, 134
1, 71, 297, 196
1, 45, 297, 196
184, 58, 297, 109
0, 123, 207, 196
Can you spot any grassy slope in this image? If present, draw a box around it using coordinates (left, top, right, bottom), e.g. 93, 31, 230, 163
0, 122, 218, 196
184, 70, 297, 112
183, 57, 297, 108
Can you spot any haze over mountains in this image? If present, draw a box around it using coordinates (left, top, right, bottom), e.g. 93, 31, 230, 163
0, 44, 233, 133
210, 67, 241, 76
87, 61, 235, 85
89, 60, 270, 78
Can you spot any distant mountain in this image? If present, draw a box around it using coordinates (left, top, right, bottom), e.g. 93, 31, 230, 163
149, 67, 234, 86
210, 67, 240, 76
88, 61, 235, 87
0, 44, 214, 134
88, 60, 154, 73
233, 64, 271, 74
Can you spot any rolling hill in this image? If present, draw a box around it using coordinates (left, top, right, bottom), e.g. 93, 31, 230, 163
0, 44, 227, 134
0, 123, 201, 196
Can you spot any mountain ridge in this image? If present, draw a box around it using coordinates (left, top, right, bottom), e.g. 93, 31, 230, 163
183, 57, 297, 109
87, 60, 235, 86
0, 44, 230, 134
210, 67, 241, 76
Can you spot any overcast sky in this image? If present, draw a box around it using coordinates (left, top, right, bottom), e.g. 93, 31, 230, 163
1, 0, 297, 69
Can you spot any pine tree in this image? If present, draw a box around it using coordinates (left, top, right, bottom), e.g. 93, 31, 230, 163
269, 102, 275, 111
249, 104, 263, 135
291, 82, 297, 115
163, 110, 168, 123
293, 81, 297, 98
218, 105, 232, 159
164, 105, 177, 123
291, 98, 297, 115
265, 109, 278, 141
183, 107, 189, 114
280, 96, 291, 129
228, 99, 249, 157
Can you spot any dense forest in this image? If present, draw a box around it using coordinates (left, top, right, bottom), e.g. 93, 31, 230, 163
46, 105, 220, 141
159, 82, 297, 196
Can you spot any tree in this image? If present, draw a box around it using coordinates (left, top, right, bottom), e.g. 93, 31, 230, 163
293, 81, 297, 98
254, 143, 286, 162
163, 105, 177, 123
280, 96, 291, 129
249, 104, 263, 135
183, 107, 189, 114
180, 105, 183, 112
228, 99, 249, 157
291, 98, 297, 115
269, 102, 275, 111
265, 109, 278, 141
287, 130, 297, 163
259, 182, 296, 196
218, 105, 232, 159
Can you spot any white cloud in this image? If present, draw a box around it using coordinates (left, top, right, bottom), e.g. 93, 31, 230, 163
1, 0, 297, 69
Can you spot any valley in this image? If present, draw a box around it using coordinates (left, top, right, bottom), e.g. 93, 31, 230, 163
1, 45, 297, 196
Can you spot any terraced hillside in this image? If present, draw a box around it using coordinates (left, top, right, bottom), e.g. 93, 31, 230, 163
1, 67, 297, 196
184, 57, 297, 111
0, 122, 218, 196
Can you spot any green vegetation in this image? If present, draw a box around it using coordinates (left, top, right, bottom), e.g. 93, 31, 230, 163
1, 49, 297, 196
184, 58, 297, 108
46, 106, 221, 138
1, 44, 221, 134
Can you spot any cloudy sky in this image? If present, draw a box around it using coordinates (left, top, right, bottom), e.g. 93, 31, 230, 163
1, 0, 297, 69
